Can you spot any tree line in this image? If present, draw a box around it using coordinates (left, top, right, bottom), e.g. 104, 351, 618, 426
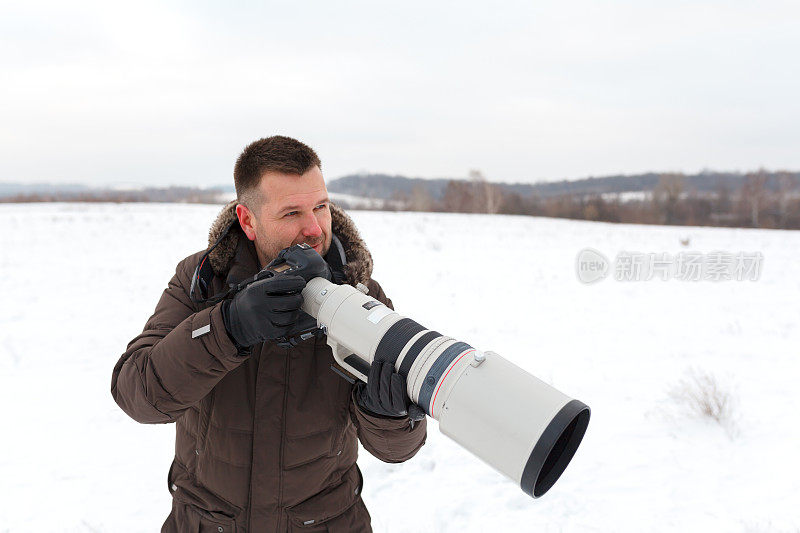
388, 169, 800, 230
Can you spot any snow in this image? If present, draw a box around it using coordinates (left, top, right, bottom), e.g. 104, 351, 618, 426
1, 203, 798, 532
329, 192, 395, 210
600, 190, 652, 202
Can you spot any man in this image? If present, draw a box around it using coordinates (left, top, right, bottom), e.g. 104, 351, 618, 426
111, 136, 427, 532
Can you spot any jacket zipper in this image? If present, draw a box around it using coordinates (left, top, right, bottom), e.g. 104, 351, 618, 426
277, 347, 291, 528
245, 349, 262, 532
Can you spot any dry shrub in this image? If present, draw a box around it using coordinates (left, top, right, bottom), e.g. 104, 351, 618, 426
669, 369, 738, 436
741, 520, 800, 533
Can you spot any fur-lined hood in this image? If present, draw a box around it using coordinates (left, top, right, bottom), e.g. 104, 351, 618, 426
205, 200, 374, 287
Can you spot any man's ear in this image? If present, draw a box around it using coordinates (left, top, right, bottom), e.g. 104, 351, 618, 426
236, 204, 257, 241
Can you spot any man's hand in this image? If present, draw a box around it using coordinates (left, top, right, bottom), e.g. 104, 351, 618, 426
355, 360, 426, 421
221, 274, 307, 348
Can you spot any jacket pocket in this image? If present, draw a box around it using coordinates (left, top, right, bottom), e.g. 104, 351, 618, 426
196, 390, 215, 453
195, 390, 215, 479
187, 502, 237, 533
330, 379, 355, 459
330, 425, 346, 460
284, 426, 336, 470
285, 465, 366, 531
167, 459, 243, 532
163, 501, 238, 533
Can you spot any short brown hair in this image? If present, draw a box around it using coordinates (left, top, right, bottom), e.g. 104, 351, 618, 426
233, 136, 322, 208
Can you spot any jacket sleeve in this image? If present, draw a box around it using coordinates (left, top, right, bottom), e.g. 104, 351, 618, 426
110, 256, 247, 424
349, 278, 427, 463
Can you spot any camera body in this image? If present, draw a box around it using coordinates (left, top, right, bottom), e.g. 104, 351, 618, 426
251, 243, 333, 287
255, 244, 333, 347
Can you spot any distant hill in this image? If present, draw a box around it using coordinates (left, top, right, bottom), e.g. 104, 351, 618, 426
327, 170, 796, 200
326, 174, 453, 200
0, 183, 232, 203
0, 182, 92, 198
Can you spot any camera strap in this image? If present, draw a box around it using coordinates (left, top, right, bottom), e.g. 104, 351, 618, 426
189, 219, 237, 305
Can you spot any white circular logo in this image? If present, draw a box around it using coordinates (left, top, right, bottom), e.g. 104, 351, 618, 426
576, 248, 609, 284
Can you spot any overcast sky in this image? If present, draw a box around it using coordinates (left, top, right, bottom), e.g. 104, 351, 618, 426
2, 0, 799, 187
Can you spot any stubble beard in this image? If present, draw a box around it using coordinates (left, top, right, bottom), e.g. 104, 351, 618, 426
254, 233, 330, 269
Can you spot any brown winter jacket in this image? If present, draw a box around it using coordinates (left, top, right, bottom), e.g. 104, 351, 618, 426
111, 202, 427, 532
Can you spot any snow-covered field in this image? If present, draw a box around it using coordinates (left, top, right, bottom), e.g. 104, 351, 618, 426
1, 203, 798, 532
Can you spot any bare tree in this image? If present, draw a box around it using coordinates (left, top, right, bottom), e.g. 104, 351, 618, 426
774, 170, 796, 229
740, 169, 768, 227
439, 180, 475, 212
653, 173, 685, 225
468, 169, 502, 214
407, 185, 434, 212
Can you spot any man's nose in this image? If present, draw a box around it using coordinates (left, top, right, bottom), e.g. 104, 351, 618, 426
301, 212, 322, 237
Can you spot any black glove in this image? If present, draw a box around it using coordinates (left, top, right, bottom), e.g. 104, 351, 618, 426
355, 360, 426, 422
221, 274, 307, 348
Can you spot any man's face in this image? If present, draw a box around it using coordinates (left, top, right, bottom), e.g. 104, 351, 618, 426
237, 166, 332, 268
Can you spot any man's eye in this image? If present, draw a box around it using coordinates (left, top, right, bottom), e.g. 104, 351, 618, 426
284, 211, 298, 217
315, 204, 328, 211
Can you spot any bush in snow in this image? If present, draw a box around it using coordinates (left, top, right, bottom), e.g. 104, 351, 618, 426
669, 369, 739, 437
